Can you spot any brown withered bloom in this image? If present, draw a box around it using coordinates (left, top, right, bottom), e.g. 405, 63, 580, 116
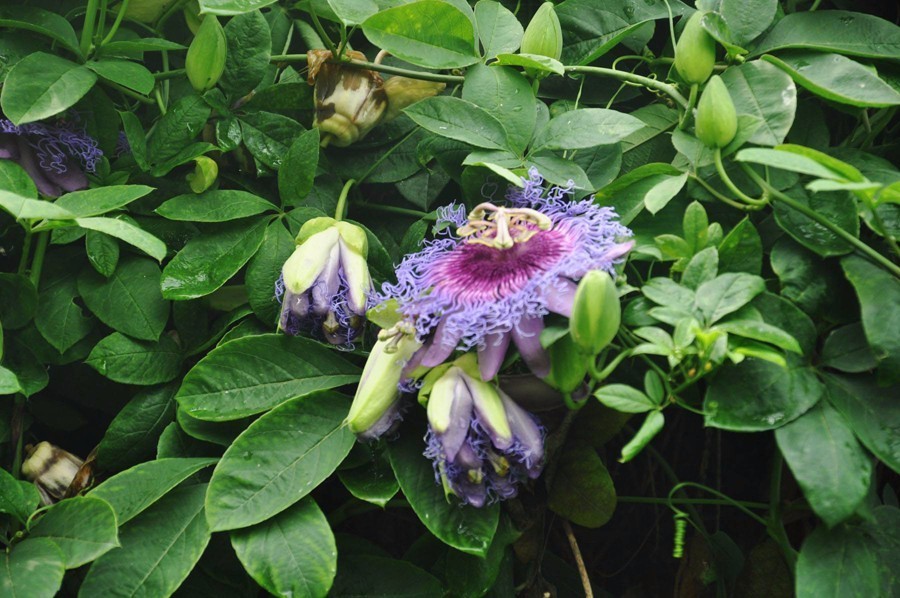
21, 441, 94, 505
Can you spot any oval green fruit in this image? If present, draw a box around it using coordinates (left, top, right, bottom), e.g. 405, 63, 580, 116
569, 270, 621, 356
674, 12, 717, 85
695, 75, 738, 149
521, 3, 563, 61
185, 15, 227, 93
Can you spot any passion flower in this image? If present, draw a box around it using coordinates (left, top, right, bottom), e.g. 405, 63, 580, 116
375, 168, 633, 381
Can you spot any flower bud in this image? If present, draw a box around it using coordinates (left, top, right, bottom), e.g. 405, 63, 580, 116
674, 12, 717, 85
545, 335, 588, 393
125, 0, 176, 23
569, 270, 621, 355
187, 155, 218, 193
382, 77, 446, 122
695, 75, 738, 149
21, 441, 83, 505
521, 3, 563, 61
309, 50, 387, 148
185, 15, 227, 93
183, 0, 202, 35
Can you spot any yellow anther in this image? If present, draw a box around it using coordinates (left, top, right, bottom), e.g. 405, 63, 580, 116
457, 203, 552, 249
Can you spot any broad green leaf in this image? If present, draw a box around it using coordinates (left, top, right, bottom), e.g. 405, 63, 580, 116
705, 358, 824, 431
161, 218, 268, 300
751, 292, 817, 359
220, 10, 271, 97
388, 428, 499, 557
0, 160, 38, 197
825, 374, 900, 475
776, 401, 871, 528
75, 217, 167, 261
205, 392, 355, 531
492, 53, 564, 76
619, 104, 679, 173
772, 187, 859, 257
443, 517, 519, 598
474, 0, 523, 58
619, 410, 665, 463
462, 64, 535, 154
231, 497, 337, 597
795, 522, 883, 598
29, 496, 119, 568
176, 407, 251, 447
643, 171, 687, 214
80, 484, 211, 597
821, 324, 878, 373
841, 255, 900, 384
753, 10, 900, 60
548, 443, 617, 527
90, 457, 217, 524
719, 60, 796, 147
0, 190, 75, 221
532, 108, 644, 152
85, 332, 183, 385
85, 231, 119, 277
762, 52, 900, 108
239, 111, 304, 171
642, 277, 696, 312
147, 94, 211, 166
98, 38, 187, 55
0, 274, 37, 329
54, 185, 154, 218
716, 319, 801, 354
0, 7, 80, 56
595, 163, 684, 225
325, 0, 378, 26
0, 52, 96, 124
769, 238, 835, 316
362, 1, 479, 69
199, 0, 278, 15
35, 254, 96, 353
0, 467, 40, 524
156, 190, 276, 222
176, 333, 360, 421
330, 555, 443, 597
682, 247, 719, 290
245, 222, 295, 326
97, 383, 178, 471
719, 0, 777, 46
526, 155, 592, 190
278, 128, 320, 205
338, 450, 399, 508
405, 96, 509, 150
694, 273, 766, 324
594, 384, 657, 413
0, 538, 65, 598
78, 257, 169, 341
86, 59, 155, 95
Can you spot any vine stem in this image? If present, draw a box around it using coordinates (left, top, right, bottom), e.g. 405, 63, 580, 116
100, 0, 130, 46
356, 126, 421, 184
564, 65, 690, 110
80, 0, 101, 57
334, 179, 355, 221
562, 520, 593, 598
29, 232, 49, 288
742, 164, 900, 278
768, 452, 798, 572
619, 496, 769, 509
356, 204, 435, 220
713, 148, 768, 206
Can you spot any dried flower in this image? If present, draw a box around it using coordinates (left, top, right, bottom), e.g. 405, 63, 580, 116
21, 441, 84, 505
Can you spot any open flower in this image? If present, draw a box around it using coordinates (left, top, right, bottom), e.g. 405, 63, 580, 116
375, 168, 633, 380
421, 354, 543, 507
277, 217, 372, 346
0, 115, 101, 197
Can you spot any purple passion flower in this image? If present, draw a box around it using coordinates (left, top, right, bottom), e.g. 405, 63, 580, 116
376, 168, 633, 381
0, 116, 101, 197
278, 217, 372, 347
422, 354, 543, 507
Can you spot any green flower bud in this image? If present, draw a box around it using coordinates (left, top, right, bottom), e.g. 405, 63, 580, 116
569, 270, 621, 355
545, 334, 588, 393
382, 77, 446, 122
521, 3, 563, 61
674, 12, 717, 85
186, 155, 218, 193
124, 0, 177, 24
185, 15, 227, 93
695, 75, 738, 149
183, 0, 202, 35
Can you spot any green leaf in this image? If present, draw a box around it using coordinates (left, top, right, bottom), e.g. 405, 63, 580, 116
718, 217, 762, 275
705, 358, 825, 431
769, 238, 833, 316
75, 216, 167, 261
682, 247, 719, 290
0, 160, 38, 197
338, 450, 399, 508
821, 324, 878, 373
753, 10, 900, 60
87, 59, 155, 95
97, 383, 178, 471
85, 231, 119, 277
246, 221, 295, 326
526, 155, 592, 190
0, 274, 38, 329
35, 254, 96, 353
795, 522, 883, 598
388, 428, 499, 556
239, 111, 304, 171
594, 384, 658, 413
176, 333, 359, 421
474, 0, 523, 58
78, 257, 169, 341
80, 484, 211, 597
54, 185, 154, 218
0, 52, 96, 124
220, 10, 272, 97
205, 392, 354, 531
644, 171, 687, 214
147, 94, 211, 166
548, 443, 617, 527
161, 218, 268, 300
718, 0, 777, 46
230, 497, 337, 597
619, 410, 665, 463
762, 52, 900, 108
156, 190, 276, 222
278, 128, 320, 205
405, 96, 509, 150
326, 0, 379, 26
28, 496, 119, 568
0, 190, 76, 221
841, 254, 900, 383
98, 38, 187, 55
198, 0, 278, 15
595, 163, 684, 225
85, 332, 182, 385
90, 457, 217, 524
0, 538, 65, 598
776, 401, 871, 528
0, 467, 40, 524
492, 53, 564, 76
715, 319, 801, 354
462, 64, 535, 154
0, 366, 20, 395
330, 555, 443, 597
0, 7, 80, 56
772, 188, 859, 257
532, 108, 644, 152
719, 60, 796, 147
362, 0, 479, 69
735, 147, 844, 180
642, 277, 695, 312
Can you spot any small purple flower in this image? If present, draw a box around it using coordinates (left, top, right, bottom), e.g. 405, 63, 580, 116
422, 354, 543, 506
375, 168, 633, 380
0, 115, 101, 197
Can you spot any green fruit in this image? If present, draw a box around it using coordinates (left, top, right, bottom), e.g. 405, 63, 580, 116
569, 270, 621, 355
674, 12, 717, 85
185, 15, 226, 93
695, 75, 738, 149
521, 3, 563, 61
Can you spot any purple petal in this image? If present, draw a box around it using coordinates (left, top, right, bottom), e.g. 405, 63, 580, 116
511, 316, 550, 378
15, 138, 60, 197
310, 244, 340, 314
499, 390, 544, 477
477, 332, 511, 380
419, 319, 463, 367
544, 277, 578, 317
437, 379, 473, 462
0, 134, 20, 159
451, 442, 487, 507
44, 158, 88, 192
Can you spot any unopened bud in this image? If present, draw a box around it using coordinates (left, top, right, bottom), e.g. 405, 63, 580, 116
185, 15, 227, 93
183, 0, 202, 35
545, 335, 588, 393
695, 75, 738, 149
569, 270, 621, 355
521, 3, 563, 62
674, 12, 717, 85
383, 77, 446, 122
187, 155, 218, 193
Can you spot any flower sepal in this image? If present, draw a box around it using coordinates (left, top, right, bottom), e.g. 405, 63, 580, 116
569, 269, 622, 356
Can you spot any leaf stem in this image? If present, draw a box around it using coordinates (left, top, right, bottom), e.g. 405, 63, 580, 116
356, 126, 421, 184
270, 54, 465, 84
618, 495, 769, 509
355, 204, 436, 220
562, 520, 593, 598
767, 452, 799, 571
713, 148, 768, 206
100, 0, 130, 46
80, 0, 101, 57
564, 65, 690, 110
690, 173, 757, 211
678, 83, 698, 130
17, 228, 33, 275
334, 179, 355, 221
29, 232, 49, 289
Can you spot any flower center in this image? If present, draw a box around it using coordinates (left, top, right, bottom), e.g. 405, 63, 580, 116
457, 202, 552, 249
